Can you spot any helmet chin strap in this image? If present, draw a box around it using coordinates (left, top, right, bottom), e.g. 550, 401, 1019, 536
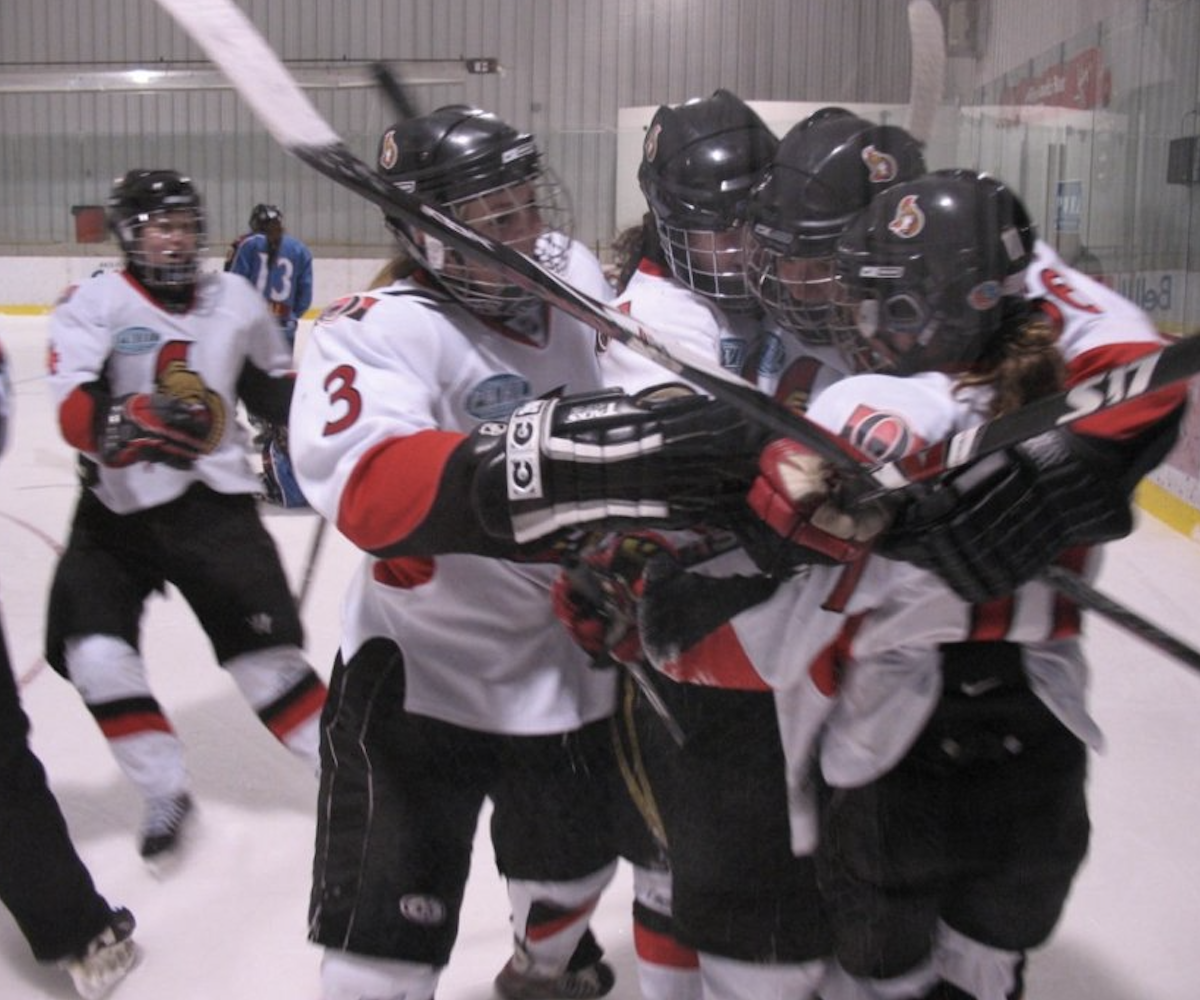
127, 259, 197, 313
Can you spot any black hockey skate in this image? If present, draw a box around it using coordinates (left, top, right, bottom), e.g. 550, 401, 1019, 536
139, 791, 193, 859
494, 932, 615, 1000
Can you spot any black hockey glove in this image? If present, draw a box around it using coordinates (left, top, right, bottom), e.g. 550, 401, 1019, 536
552, 531, 678, 667
98, 392, 214, 469
471, 386, 765, 545
639, 558, 779, 669
879, 422, 1176, 602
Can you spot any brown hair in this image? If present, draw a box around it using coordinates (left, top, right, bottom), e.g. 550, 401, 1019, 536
955, 308, 1065, 417
608, 212, 666, 293
369, 250, 419, 289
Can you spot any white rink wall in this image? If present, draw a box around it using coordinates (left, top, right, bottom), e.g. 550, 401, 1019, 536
0, 255, 388, 318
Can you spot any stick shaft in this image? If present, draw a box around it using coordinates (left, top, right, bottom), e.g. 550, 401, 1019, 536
1040, 565, 1200, 671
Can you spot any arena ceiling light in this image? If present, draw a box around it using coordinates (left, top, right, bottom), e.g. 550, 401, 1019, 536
0, 59, 495, 94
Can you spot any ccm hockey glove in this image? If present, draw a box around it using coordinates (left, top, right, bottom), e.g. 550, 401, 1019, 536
880, 427, 1156, 602
471, 386, 764, 545
98, 392, 214, 469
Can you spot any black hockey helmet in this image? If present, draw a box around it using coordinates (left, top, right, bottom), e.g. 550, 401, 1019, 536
107, 169, 207, 292
249, 203, 282, 232
638, 89, 778, 307
831, 168, 1037, 375
746, 111, 926, 344
376, 105, 573, 317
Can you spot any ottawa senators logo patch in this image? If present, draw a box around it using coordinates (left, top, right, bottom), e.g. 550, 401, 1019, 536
842, 404, 925, 463
155, 340, 226, 453
861, 144, 899, 184
887, 194, 925, 239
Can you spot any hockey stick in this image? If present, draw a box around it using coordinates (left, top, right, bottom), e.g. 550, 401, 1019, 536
905, 0, 946, 146
1041, 564, 1200, 672
295, 516, 328, 612
370, 61, 421, 120
856, 333, 1200, 503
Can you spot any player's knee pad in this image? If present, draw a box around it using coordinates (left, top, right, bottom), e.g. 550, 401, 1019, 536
934, 922, 1025, 1000
319, 949, 439, 1000
700, 952, 826, 1000
64, 634, 150, 703
819, 957, 940, 1000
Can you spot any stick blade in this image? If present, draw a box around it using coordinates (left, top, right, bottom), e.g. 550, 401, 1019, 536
154, 0, 339, 150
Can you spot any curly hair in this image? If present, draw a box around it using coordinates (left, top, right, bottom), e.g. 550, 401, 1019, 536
955, 304, 1065, 417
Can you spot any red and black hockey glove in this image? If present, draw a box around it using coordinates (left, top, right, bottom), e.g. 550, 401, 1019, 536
747, 438, 890, 565
99, 392, 214, 469
552, 531, 678, 667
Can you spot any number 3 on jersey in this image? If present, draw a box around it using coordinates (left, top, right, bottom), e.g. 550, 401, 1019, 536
321, 365, 362, 436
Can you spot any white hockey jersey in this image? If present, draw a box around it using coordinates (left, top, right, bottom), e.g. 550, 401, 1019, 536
47, 270, 293, 514
599, 257, 848, 409
289, 241, 618, 734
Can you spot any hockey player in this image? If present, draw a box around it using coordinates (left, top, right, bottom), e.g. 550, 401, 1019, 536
589, 89, 783, 1000
229, 203, 314, 349
559, 102, 927, 1000
677, 169, 1186, 1000
0, 340, 139, 999
288, 104, 758, 1000
221, 202, 268, 272
44, 169, 327, 862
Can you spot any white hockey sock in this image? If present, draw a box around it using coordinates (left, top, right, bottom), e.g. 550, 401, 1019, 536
65, 635, 188, 800
699, 952, 825, 1000
934, 921, 1024, 1000
818, 957, 940, 1000
319, 949, 439, 1000
223, 645, 325, 770
507, 860, 617, 975
631, 865, 701, 1000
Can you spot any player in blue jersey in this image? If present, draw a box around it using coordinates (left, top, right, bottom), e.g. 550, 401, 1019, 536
230, 204, 314, 349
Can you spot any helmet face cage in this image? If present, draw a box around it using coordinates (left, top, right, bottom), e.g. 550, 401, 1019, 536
745, 114, 927, 345
378, 106, 574, 319
107, 170, 207, 290
830, 170, 1035, 375
745, 227, 839, 343
638, 90, 778, 310
655, 217, 758, 310
417, 161, 573, 318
